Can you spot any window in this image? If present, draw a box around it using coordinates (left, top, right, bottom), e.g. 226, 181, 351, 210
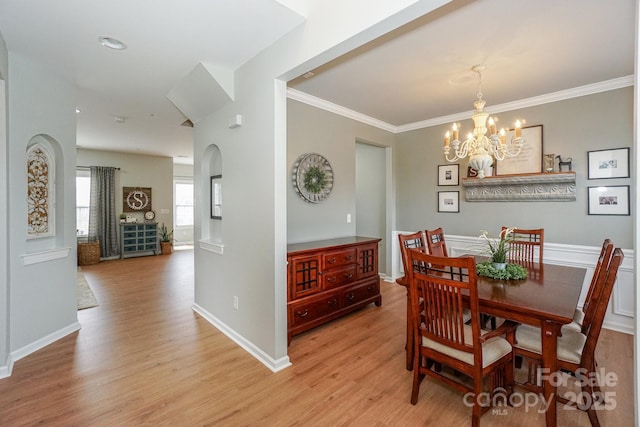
174, 179, 193, 227
76, 170, 90, 236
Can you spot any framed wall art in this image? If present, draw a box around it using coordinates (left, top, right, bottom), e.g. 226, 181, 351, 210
588, 185, 629, 215
495, 125, 543, 175
587, 147, 630, 179
123, 187, 152, 212
210, 175, 222, 219
438, 191, 459, 213
438, 164, 459, 186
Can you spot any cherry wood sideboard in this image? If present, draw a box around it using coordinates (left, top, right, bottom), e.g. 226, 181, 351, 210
287, 236, 382, 344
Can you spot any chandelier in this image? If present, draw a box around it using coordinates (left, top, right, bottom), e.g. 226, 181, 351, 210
443, 65, 524, 178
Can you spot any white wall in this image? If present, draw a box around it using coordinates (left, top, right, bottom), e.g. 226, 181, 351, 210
6, 52, 78, 363
0, 31, 9, 375
192, 0, 452, 371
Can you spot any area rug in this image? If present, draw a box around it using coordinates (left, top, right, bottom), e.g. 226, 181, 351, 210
77, 268, 98, 310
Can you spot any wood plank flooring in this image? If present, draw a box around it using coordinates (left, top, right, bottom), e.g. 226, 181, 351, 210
0, 248, 633, 426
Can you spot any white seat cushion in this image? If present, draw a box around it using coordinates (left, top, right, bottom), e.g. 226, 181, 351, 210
560, 309, 584, 333
421, 324, 512, 367
514, 324, 586, 364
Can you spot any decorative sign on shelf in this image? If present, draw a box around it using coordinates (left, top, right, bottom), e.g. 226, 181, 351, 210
123, 187, 152, 212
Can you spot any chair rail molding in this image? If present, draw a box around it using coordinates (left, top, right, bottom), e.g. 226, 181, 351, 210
461, 172, 576, 202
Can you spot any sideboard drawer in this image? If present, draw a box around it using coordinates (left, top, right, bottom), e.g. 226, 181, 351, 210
342, 281, 380, 309
322, 248, 357, 270
289, 295, 341, 328
322, 265, 357, 290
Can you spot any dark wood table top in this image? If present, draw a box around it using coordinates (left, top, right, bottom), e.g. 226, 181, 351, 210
475, 261, 586, 324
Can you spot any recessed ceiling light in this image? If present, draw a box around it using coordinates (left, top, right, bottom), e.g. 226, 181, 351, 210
98, 36, 127, 50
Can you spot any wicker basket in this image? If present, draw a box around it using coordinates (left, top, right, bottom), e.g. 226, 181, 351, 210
78, 240, 101, 265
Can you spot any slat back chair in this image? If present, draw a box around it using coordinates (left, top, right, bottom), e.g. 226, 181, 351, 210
425, 227, 448, 257
503, 227, 544, 263
513, 248, 623, 427
564, 239, 614, 333
405, 249, 516, 426
397, 231, 427, 371
398, 231, 427, 278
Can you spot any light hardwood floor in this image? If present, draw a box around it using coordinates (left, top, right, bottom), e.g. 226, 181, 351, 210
0, 248, 633, 426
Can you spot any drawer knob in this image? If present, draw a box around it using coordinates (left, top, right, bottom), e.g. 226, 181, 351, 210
327, 257, 337, 264
345, 255, 354, 261
328, 298, 338, 306
297, 309, 309, 318
346, 293, 355, 300
327, 276, 337, 283
344, 273, 353, 279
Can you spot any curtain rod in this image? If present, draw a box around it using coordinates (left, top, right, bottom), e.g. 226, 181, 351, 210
77, 166, 121, 170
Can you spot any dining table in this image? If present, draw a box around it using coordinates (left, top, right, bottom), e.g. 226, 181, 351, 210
397, 257, 587, 427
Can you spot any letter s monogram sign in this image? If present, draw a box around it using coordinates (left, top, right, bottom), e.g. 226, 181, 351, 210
122, 187, 152, 212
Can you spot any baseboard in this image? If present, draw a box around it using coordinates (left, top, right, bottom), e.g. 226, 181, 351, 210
0, 354, 14, 379
192, 304, 291, 373
10, 321, 81, 364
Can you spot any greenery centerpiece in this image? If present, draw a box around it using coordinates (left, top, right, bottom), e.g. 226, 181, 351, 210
476, 227, 527, 280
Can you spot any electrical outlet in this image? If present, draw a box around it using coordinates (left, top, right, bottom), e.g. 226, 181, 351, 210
346, 213, 352, 223
233, 296, 239, 310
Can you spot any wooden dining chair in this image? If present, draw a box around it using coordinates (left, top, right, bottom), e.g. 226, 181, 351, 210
425, 227, 448, 257
502, 227, 544, 263
397, 231, 427, 371
563, 239, 614, 334
398, 231, 427, 277
405, 249, 518, 426
512, 248, 623, 427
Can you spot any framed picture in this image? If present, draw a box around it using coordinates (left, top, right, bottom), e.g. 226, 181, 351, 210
588, 185, 629, 215
210, 175, 222, 219
123, 187, 152, 212
438, 164, 459, 186
588, 147, 630, 179
438, 191, 459, 213
495, 125, 543, 175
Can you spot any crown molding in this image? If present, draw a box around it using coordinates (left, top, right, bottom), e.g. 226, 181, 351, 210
286, 88, 398, 132
287, 75, 634, 134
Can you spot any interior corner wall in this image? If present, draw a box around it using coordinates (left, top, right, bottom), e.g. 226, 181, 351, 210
76, 149, 174, 230
7, 52, 78, 354
0, 31, 9, 372
192, 0, 446, 368
395, 87, 634, 249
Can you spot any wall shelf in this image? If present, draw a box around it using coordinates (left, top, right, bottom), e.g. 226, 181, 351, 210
460, 172, 576, 202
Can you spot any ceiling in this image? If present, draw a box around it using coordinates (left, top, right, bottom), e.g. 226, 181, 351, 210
0, 1, 635, 165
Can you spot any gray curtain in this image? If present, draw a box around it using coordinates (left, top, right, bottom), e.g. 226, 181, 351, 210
88, 166, 119, 257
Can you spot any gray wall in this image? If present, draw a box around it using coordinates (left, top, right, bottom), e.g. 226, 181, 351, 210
76, 149, 174, 232
287, 99, 395, 245
395, 87, 634, 248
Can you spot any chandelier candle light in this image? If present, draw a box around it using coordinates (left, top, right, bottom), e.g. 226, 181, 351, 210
443, 65, 525, 178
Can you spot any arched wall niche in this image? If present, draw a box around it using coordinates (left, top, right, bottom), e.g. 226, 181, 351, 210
201, 143, 222, 243
25, 134, 65, 251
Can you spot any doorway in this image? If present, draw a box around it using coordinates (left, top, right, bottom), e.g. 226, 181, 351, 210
355, 142, 387, 276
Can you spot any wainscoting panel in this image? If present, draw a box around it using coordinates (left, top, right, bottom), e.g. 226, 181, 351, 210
390, 231, 635, 335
